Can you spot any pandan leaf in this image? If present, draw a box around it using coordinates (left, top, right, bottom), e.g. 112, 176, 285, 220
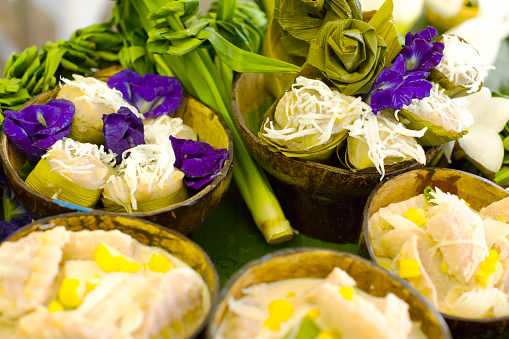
283, 316, 321, 339
366, 0, 401, 65
398, 107, 468, 146
428, 67, 479, 98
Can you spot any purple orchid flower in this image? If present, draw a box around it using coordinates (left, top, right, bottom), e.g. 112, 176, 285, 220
103, 106, 145, 164
107, 69, 183, 118
400, 26, 444, 72
170, 136, 229, 193
3, 99, 74, 161
364, 55, 433, 114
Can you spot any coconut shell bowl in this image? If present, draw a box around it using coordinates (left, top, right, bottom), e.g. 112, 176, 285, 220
7, 212, 219, 338
360, 168, 509, 338
231, 72, 441, 244
206, 248, 451, 338
1, 89, 234, 235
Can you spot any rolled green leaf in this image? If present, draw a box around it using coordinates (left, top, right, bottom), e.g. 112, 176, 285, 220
398, 107, 468, 146
25, 159, 102, 208
366, 0, 401, 67
307, 19, 387, 96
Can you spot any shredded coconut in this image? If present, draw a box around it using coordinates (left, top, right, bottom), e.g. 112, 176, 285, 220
435, 34, 495, 94
60, 75, 143, 120
401, 83, 474, 133
261, 77, 369, 150
347, 111, 427, 179
105, 144, 176, 210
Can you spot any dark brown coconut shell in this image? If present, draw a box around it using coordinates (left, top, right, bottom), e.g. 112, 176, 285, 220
206, 248, 451, 339
1, 88, 234, 235
360, 167, 509, 339
8, 212, 219, 338
231, 72, 441, 243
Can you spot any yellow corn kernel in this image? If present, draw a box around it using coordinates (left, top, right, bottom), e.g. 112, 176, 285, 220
307, 308, 320, 320
116, 256, 141, 273
94, 244, 140, 273
498, 214, 504, 222
263, 317, 280, 331
48, 300, 65, 313
404, 208, 427, 227
486, 250, 499, 265
268, 299, 293, 322
86, 274, 101, 291
94, 244, 117, 272
148, 252, 173, 273
339, 286, 354, 300
58, 278, 81, 309
286, 292, 296, 299
317, 329, 342, 339
399, 259, 420, 279
440, 263, 449, 274
464, 201, 470, 207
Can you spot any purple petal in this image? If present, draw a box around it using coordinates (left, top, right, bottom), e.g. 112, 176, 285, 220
107, 70, 183, 118
181, 153, 224, 178
107, 69, 141, 100
103, 106, 145, 163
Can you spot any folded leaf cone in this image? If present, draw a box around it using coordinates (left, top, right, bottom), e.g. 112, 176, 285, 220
258, 97, 349, 163
398, 107, 468, 146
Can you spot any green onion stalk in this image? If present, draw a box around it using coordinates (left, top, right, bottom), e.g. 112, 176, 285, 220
112, 0, 300, 244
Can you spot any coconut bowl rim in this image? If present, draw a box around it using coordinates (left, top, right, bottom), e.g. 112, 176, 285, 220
6, 210, 220, 339
0, 89, 234, 220
361, 167, 509, 324
206, 247, 452, 338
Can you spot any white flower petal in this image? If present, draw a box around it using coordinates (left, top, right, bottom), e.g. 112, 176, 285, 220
453, 87, 492, 109
447, 17, 509, 65
442, 141, 455, 164
468, 97, 509, 132
458, 124, 504, 172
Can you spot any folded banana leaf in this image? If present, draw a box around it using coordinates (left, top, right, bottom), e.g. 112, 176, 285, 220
258, 95, 348, 163
398, 107, 468, 146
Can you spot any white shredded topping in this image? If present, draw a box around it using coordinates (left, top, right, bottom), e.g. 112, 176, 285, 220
43, 138, 117, 168
60, 74, 143, 120
261, 77, 368, 150
401, 83, 474, 133
144, 115, 197, 148
347, 111, 427, 179
435, 34, 495, 94
105, 144, 176, 210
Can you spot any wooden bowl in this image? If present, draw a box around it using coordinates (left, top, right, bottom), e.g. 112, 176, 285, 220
1, 90, 234, 235
231, 72, 441, 243
206, 248, 452, 338
8, 212, 219, 338
360, 167, 509, 338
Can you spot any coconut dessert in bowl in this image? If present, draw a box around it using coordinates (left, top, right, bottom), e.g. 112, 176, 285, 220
0, 212, 218, 339
207, 248, 451, 339
361, 167, 509, 338
0, 68, 233, 235
231, 0, 493, 243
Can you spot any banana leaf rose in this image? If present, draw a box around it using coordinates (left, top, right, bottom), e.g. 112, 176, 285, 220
3, 99, 74, 161
307, 19, 388, 96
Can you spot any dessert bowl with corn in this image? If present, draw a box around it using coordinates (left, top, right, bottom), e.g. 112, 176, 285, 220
0, 212, 218, 339
360, 167, 509, 338
207, 248, 451, 339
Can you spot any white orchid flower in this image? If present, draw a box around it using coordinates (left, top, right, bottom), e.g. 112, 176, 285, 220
360, 0, 425, 33
445, 0, 509, 65
443, 88, 509, 173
